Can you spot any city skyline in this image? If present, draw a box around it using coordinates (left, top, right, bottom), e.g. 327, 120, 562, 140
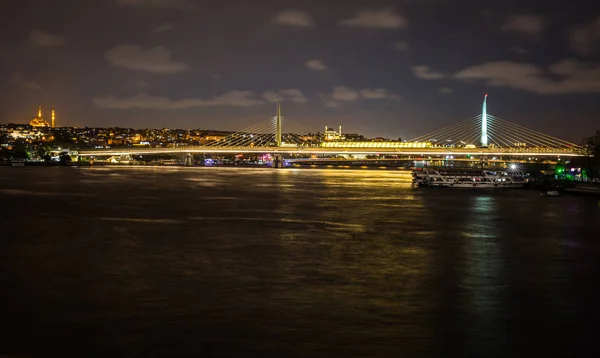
1, 0, 599, 142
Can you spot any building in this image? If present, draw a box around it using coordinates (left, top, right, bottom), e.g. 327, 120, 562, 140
324, 124, 344, 141
29, 106, 56, 128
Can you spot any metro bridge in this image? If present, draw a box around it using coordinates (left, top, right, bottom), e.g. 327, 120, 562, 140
79, 96, 586, 165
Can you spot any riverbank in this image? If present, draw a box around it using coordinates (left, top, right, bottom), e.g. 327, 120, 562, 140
566, 184, 600, 197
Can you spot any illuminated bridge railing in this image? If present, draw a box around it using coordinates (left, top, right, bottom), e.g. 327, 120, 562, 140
320, 141, 431, 149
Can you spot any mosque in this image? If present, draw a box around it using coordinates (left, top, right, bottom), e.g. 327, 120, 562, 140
324, 124, 343, 141
30, 105, 56, 128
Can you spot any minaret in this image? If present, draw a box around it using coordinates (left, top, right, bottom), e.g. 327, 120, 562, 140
38, 105, 42, 119
338, 124, 342, 137
275, 98, 282, 147
51, 106, 56, 128
481, 94, 488, 147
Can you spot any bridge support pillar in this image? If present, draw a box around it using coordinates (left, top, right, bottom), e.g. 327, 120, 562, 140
273, 154, 284, 168
184, 153, 194, 167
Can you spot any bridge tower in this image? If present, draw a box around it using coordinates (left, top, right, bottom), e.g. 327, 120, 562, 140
276, 98, 282, 147
481, 94, 488, 147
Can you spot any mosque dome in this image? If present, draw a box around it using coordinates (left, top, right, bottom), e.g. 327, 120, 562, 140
29, 106, 53, 127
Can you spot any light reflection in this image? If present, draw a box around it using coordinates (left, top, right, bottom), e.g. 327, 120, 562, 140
461, 195, 504, 355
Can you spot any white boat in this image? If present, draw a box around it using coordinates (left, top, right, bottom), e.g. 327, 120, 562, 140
412, 168, 526, 189
10, 159, 26, 167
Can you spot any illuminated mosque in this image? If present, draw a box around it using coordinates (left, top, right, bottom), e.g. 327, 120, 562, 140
30, 105, 56, 128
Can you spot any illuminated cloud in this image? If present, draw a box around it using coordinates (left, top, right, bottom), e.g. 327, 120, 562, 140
30, 30, 66, 47
439, 87, 453, 94
339, 8, 408, 29
152, 22, 174, 34
262, 89, 309, 103
117, 0, 197, 11
325, 100, 340, 108
360, 88, 400, 100
502, 14, 547, 36
105, 45, 188, 74
453, 59, 600, 94
332, 86, 359, 101
272, 9, 315, 27
570, 16, 600, 56
412, 66, 445, 80
305, 60, 328, 70
94, 91, 265, 109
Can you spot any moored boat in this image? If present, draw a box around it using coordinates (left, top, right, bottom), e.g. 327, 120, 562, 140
540, 190, 561, 197
412, 168, 526, 189
10, 159, 26, 167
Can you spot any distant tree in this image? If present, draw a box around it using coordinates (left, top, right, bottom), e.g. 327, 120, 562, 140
581, 131, 600, 178
0, 147, 10, 160
12, 139, 30, 159
397, 137, 402, 142
59, 153, 72, 165
585, 131, 600, 157
36, 143, 52, 160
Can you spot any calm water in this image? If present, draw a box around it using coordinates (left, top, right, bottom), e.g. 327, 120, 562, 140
1, 166, 599, 357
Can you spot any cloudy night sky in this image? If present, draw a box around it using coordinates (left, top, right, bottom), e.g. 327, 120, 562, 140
1, 0, 599, 141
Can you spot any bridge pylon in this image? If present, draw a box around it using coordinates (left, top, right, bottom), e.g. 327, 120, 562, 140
276, 98, 282, 147
481, 94, 488, 147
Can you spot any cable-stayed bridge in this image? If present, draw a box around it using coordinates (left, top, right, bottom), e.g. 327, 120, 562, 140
79, 97, 585, 161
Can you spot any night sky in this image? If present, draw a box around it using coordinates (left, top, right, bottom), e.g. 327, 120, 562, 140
1, 0, 599, 141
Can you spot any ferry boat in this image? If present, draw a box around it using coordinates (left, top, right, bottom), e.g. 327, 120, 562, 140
412, 168, 526, 189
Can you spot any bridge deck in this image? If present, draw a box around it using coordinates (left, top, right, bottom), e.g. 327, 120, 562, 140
78, 146, 585, 157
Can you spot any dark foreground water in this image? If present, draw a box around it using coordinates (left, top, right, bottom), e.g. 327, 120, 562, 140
1, 167, 600, 357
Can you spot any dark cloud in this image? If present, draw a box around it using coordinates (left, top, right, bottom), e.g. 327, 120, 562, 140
391, 41, 409, 51
570, 16, 600, 56
152, 22, 174, 34
117, 0, 198, 11
94, 91, 265, 109
502, 14, 547, 37
454, 59, 600, 94
509, 46, 529, 55
11, 73, 42, 91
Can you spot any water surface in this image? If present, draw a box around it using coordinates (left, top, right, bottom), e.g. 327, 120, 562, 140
1, 167, 599, 357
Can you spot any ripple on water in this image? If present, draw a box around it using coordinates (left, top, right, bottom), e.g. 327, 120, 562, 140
0, 189, 95, 197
